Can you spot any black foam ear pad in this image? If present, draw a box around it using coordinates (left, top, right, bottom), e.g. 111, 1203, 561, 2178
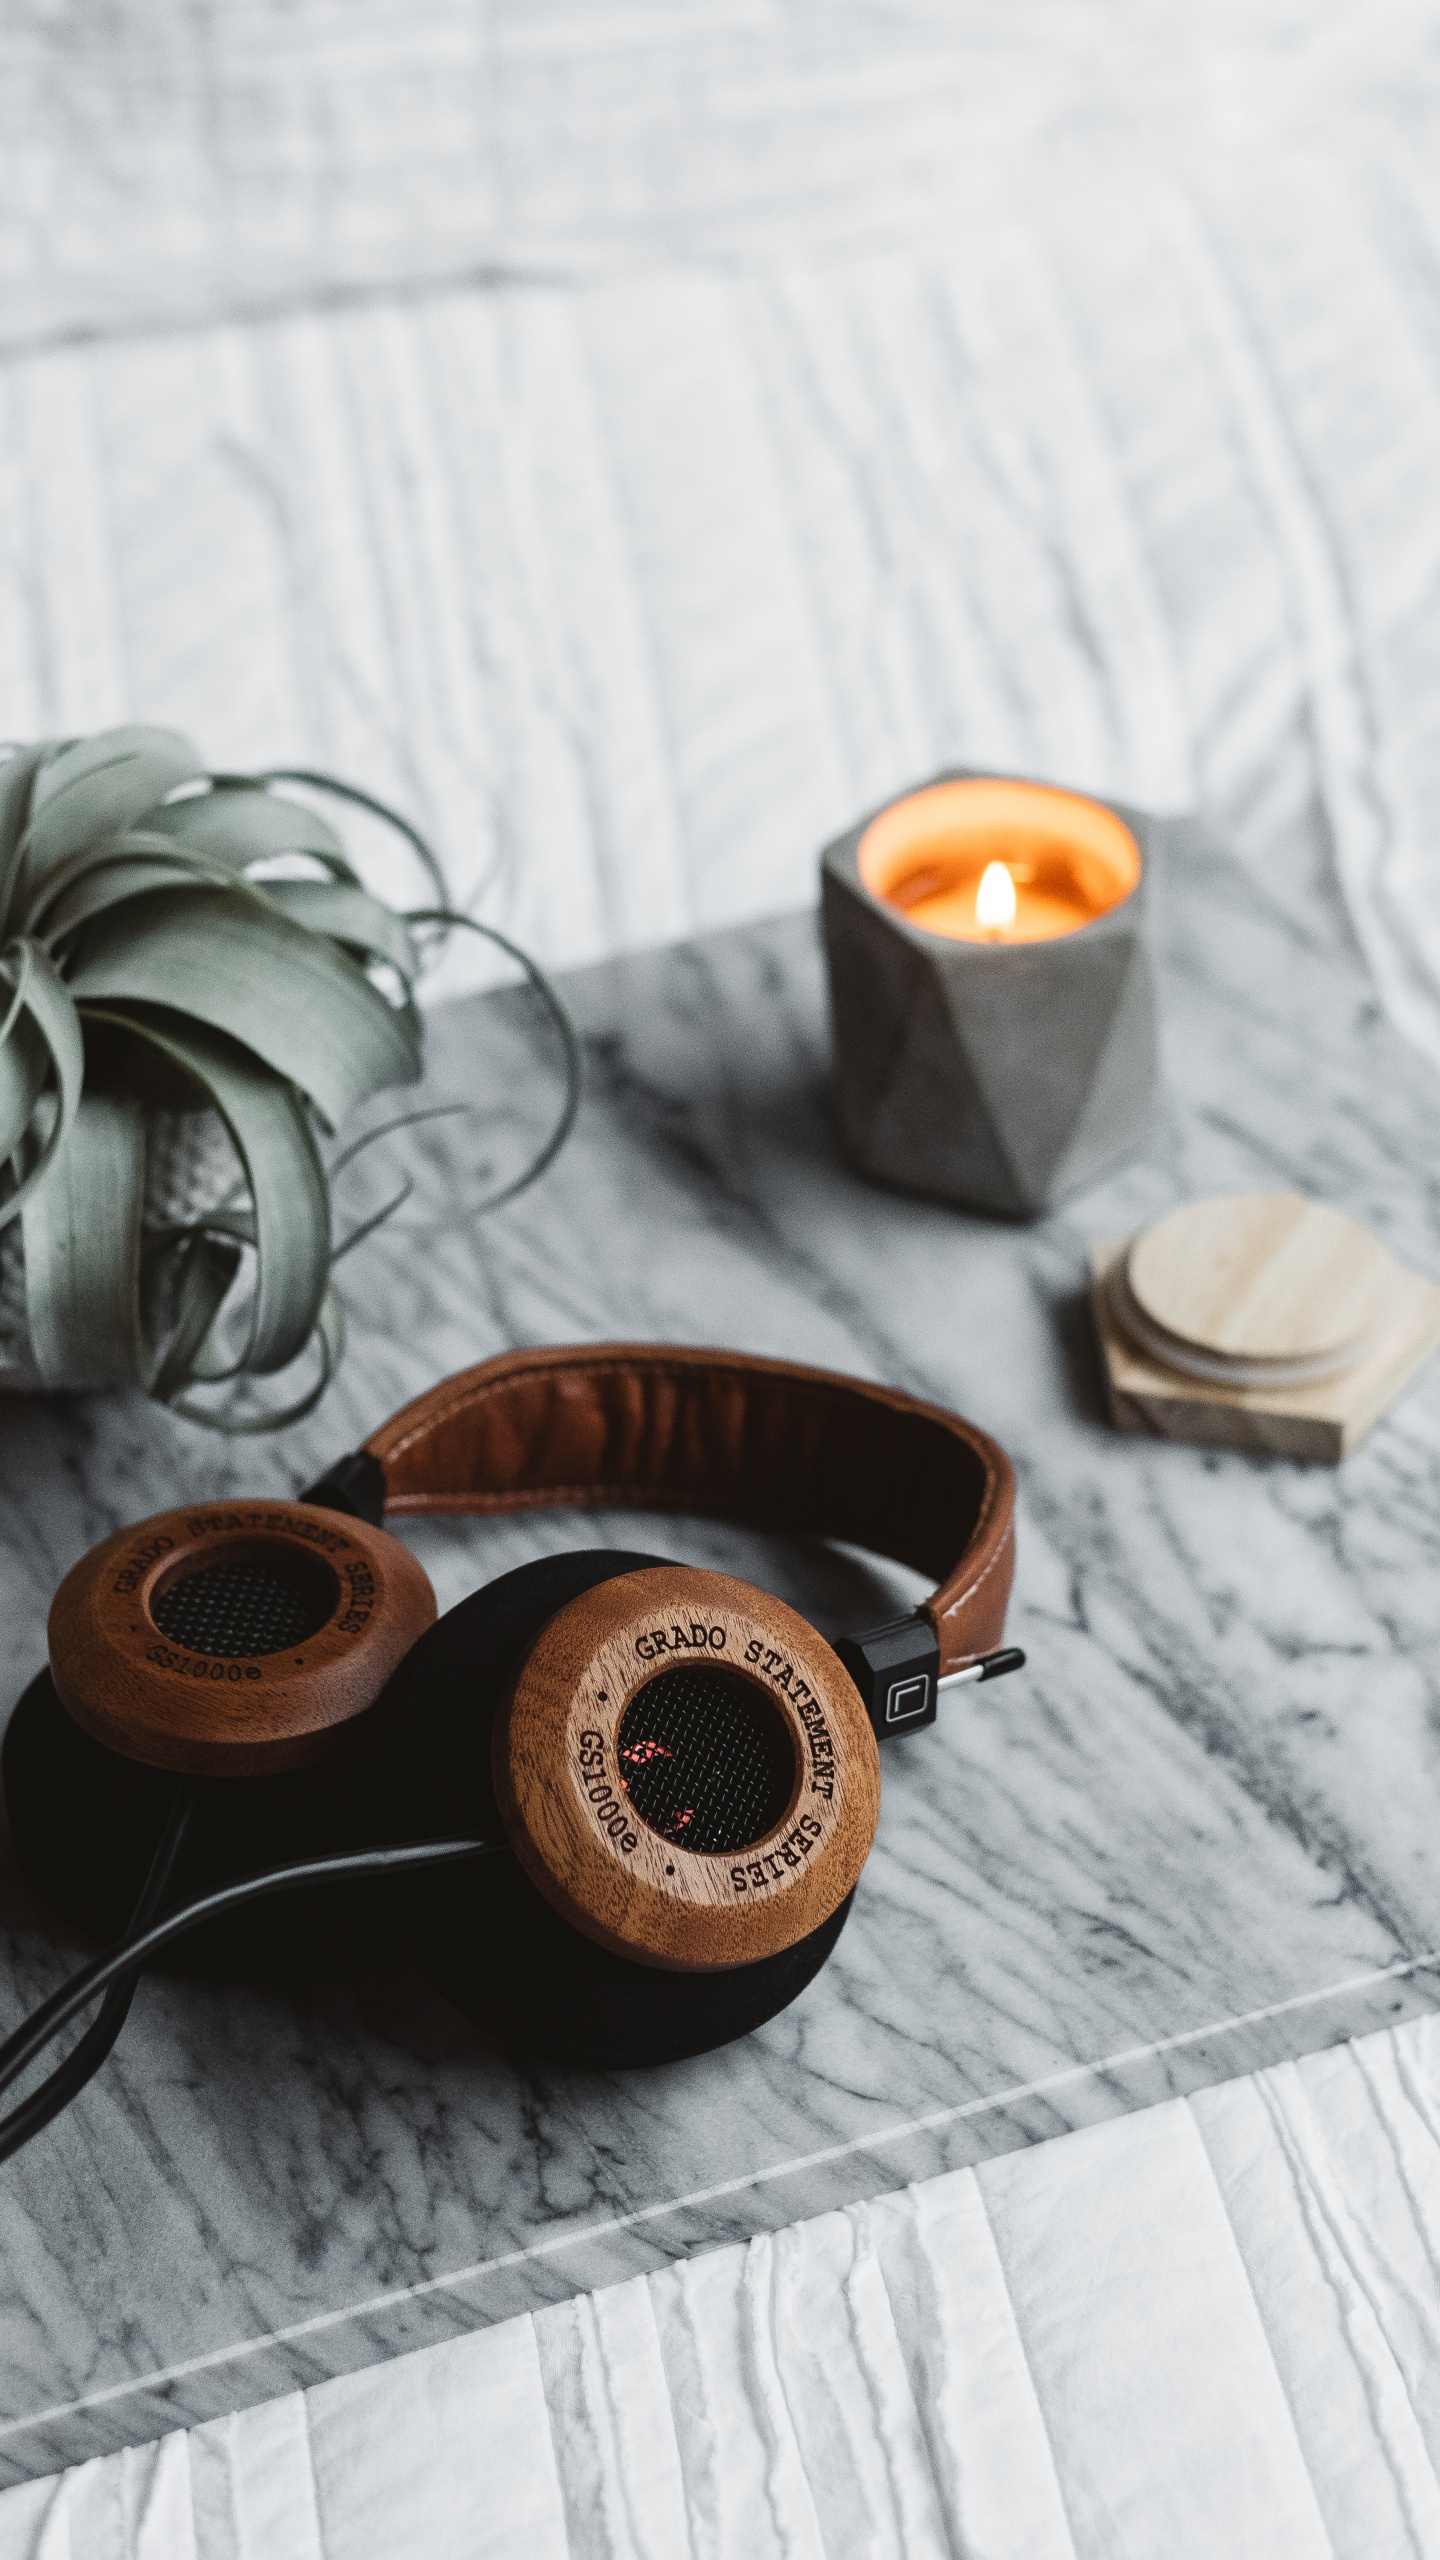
1, 1671, 387, 1974
357, 1548, 856, 2066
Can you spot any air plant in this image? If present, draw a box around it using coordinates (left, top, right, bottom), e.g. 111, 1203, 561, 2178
0, 726, 577, 1428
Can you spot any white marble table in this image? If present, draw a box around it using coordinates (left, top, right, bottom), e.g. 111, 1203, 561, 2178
3, 820, 1440, 2484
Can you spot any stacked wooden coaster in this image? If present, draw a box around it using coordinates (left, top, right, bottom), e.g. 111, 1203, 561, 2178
1090, 1193, 1440, 1460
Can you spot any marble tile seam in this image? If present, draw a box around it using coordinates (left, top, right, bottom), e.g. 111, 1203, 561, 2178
3, 1944, 1438, 2454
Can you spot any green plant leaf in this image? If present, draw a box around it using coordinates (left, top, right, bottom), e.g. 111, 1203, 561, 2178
400, 909, 583, 1214
68, 887, 421, 1126
256, 881, 419, 984
145, 1226, 243, 1404
0, 747, 47, 931
82, 1006, 331, 1375
22, 727, 205, 879
29, 844, 246, 946
144, 780, 357, 878
167, 1282, 345, 1433
0, 748, 578, 1429
0, 964, 50, 1163
0, 941, 86, 1231
21, 1094, 146, 1387
257, 769, 447, 903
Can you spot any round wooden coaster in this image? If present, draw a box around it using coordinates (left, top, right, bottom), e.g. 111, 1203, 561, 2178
1122, 1193, 1402, 1385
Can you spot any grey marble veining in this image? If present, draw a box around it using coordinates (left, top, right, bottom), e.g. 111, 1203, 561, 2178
4, 822, 1440, 2481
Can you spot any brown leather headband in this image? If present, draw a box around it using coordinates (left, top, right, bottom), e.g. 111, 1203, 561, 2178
365, 1345, 1015, 1673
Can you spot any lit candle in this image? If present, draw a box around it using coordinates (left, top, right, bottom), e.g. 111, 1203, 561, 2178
856, 777, 1141, 944
820, 770, 1157, 1217
974, 861, 1017, 937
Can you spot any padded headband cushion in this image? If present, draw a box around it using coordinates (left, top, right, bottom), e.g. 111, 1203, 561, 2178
366, 1345, 1015, 1672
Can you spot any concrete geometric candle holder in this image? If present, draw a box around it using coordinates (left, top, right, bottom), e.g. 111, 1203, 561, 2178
1091, 1192, 1440, 1461
821, 770, 1158, 1219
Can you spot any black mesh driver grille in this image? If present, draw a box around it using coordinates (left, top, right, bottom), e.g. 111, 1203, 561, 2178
150, 1561, 333, 1658
617, 1667, 796, 1855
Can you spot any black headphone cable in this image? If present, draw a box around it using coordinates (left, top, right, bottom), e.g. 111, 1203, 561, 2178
0, 1780, 201, 2163
0, 1831, 507, 2165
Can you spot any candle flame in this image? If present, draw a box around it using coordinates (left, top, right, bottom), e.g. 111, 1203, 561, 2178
975, 860, 1017, 934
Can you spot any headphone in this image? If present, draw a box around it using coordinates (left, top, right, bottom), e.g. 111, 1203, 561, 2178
0, 1345, 1020, 2153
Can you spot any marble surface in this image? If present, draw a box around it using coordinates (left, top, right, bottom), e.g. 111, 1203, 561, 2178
3, 821, 1440, 2480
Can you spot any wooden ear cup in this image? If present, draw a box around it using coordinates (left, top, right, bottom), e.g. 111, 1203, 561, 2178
47, 1501, 437, 1776
4, 1500, 438, 1970
495, 1567, 881, 1973
352, 1550, 879, 2066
